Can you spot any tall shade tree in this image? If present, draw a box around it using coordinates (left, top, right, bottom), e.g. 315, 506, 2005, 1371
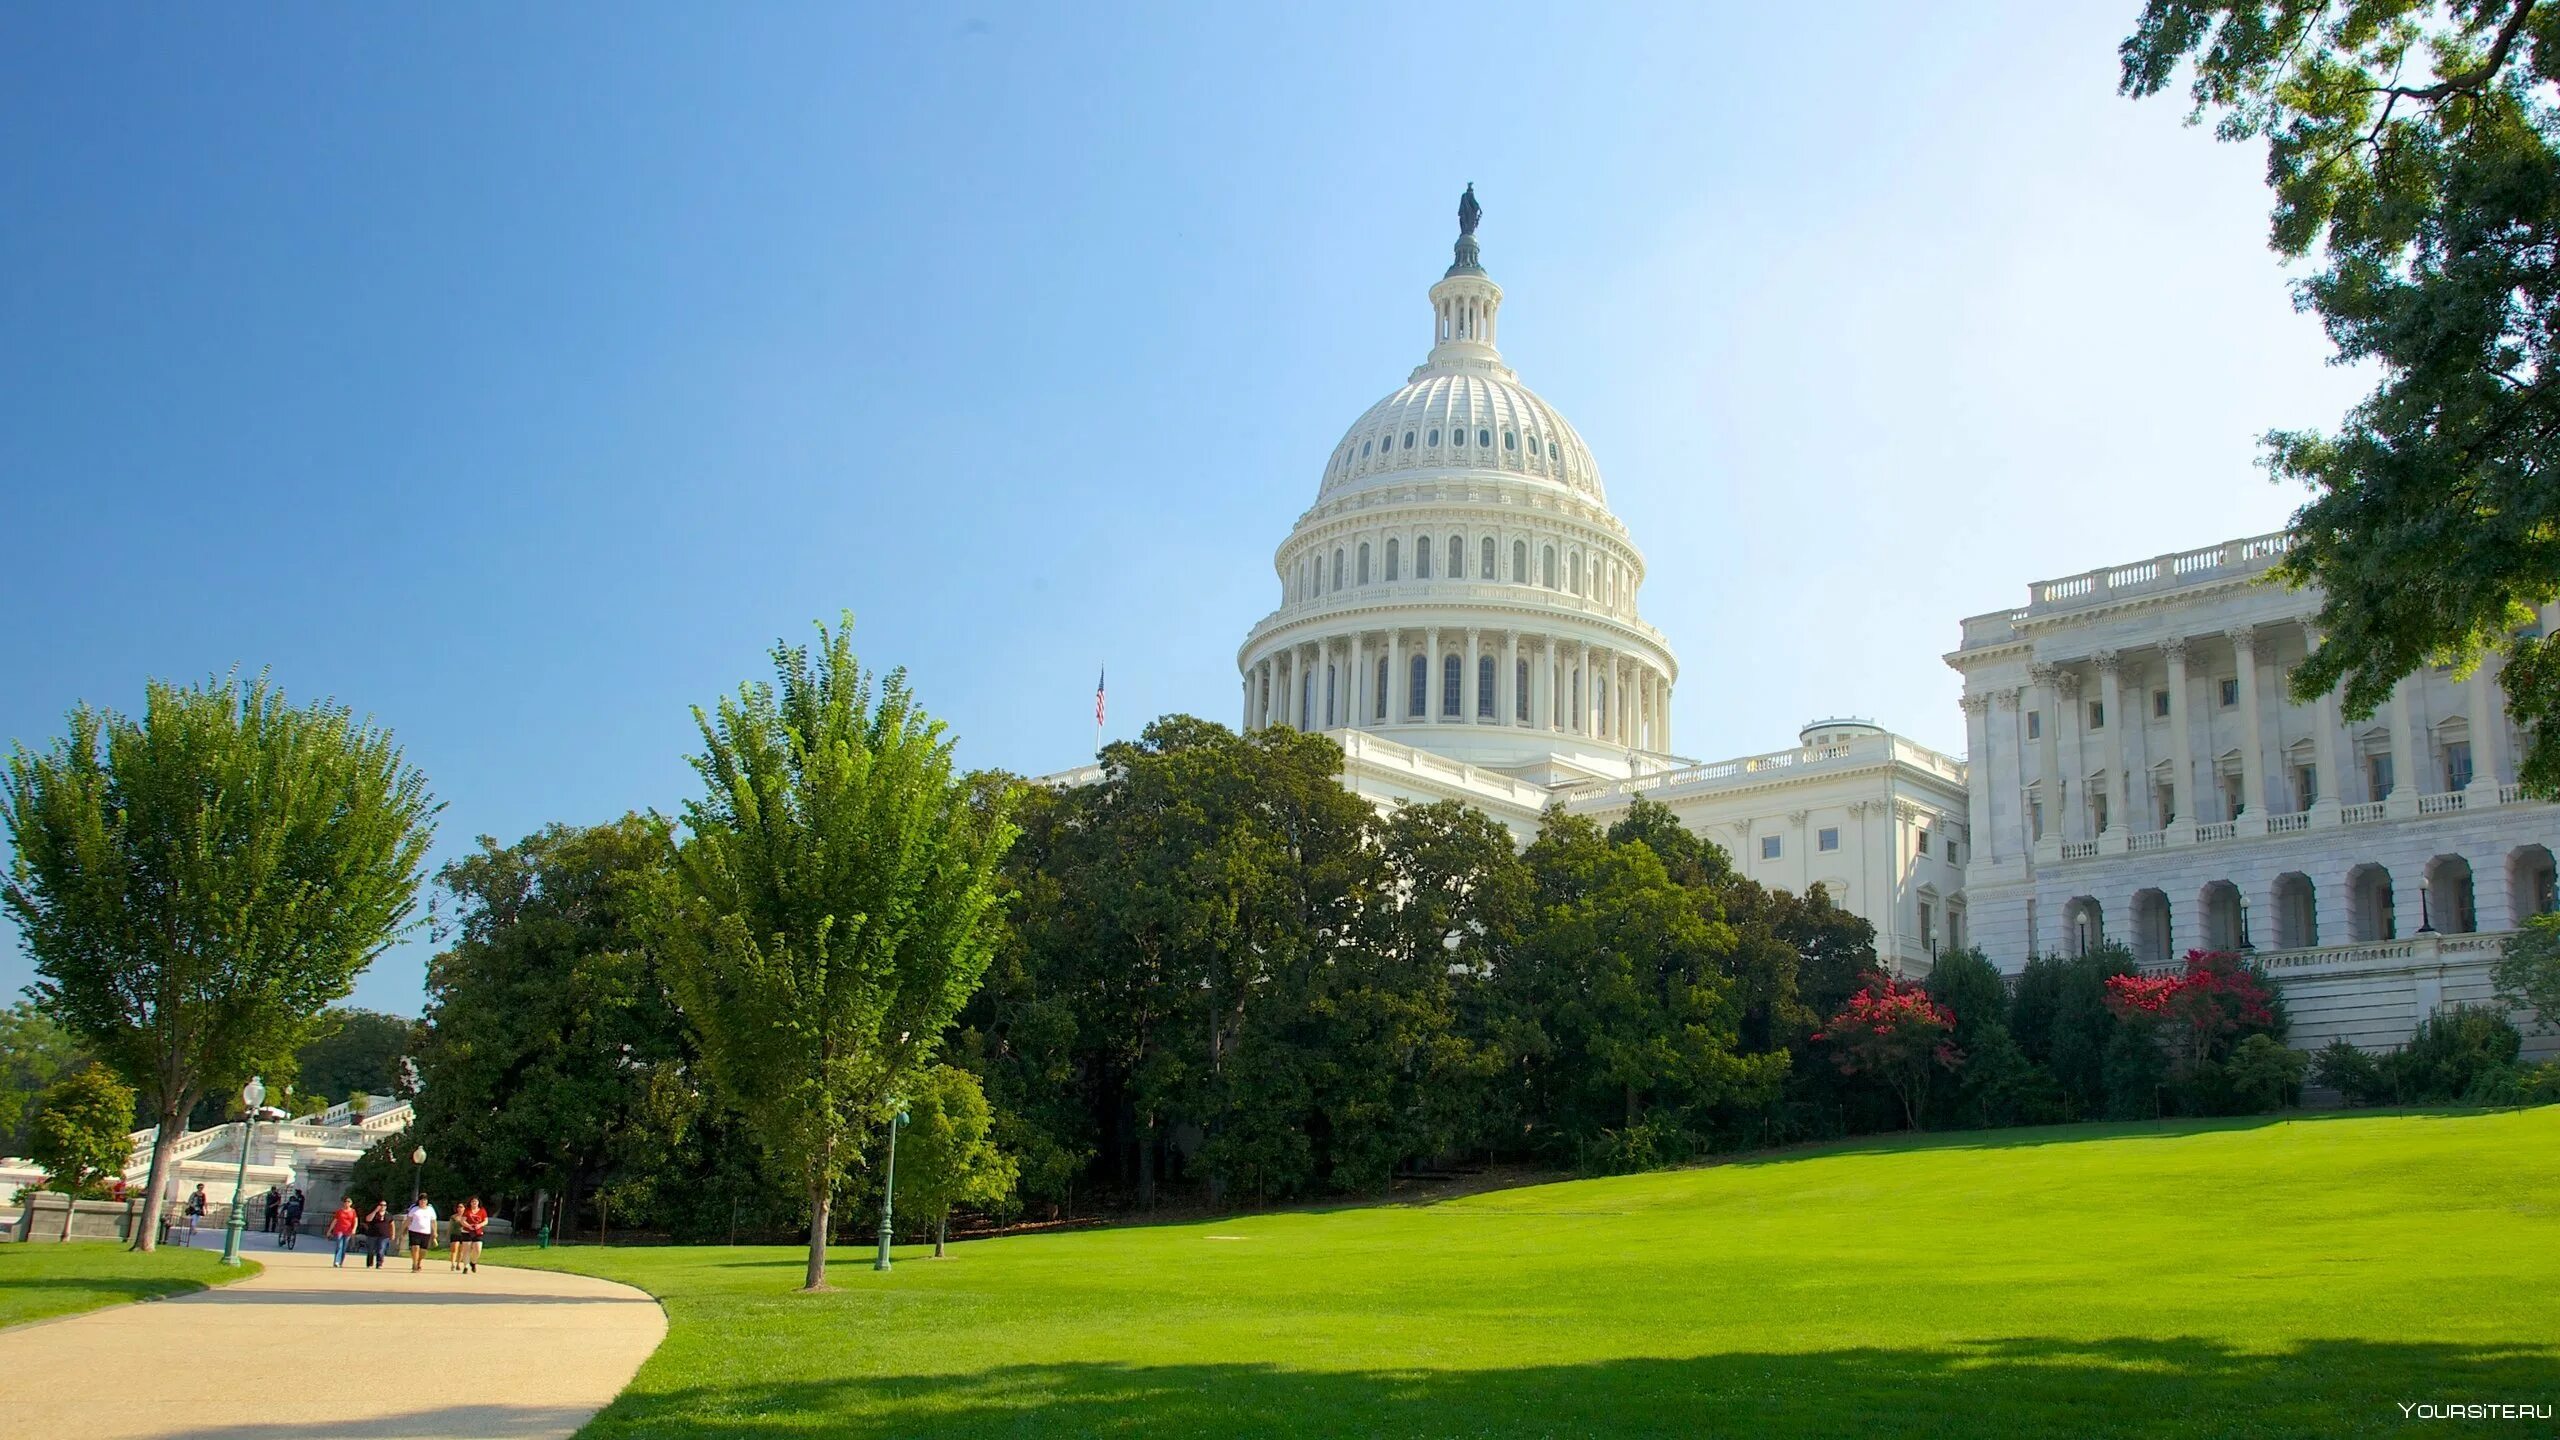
2123, 0, 2560, 795
645, 618, 1017, 1291
1, 675, 436, 1250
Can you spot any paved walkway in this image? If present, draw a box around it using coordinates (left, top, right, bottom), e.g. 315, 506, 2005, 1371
0, 1235, 664, 1439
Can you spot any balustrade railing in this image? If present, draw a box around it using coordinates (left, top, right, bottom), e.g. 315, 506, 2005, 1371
2193, 820, 2237, 842
2340, 801, 2386, 825
2418, 792, 2467, 816
2264, 812, 2310, 834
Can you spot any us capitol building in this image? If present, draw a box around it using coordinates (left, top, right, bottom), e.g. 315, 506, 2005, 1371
1092, 188, 2554, 1057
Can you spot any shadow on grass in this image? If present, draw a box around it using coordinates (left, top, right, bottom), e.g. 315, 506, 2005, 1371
577, 1336, 2555, 1440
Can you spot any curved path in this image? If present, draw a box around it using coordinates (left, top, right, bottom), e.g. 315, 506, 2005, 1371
0, 1236, 663, 1439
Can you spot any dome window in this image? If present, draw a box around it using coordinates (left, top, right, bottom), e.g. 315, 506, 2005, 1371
1528, 435, 1541, 456
1451, 428, 1465, 446
1503, 430, 1516, 450
1403, 430, 1416, 449
1427, 428, 1440, 447
1361, 440, 1372, 457
1478, 429, 1491, 448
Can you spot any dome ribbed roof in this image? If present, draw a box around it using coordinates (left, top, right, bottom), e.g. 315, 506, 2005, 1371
1317, 369, 1605, 504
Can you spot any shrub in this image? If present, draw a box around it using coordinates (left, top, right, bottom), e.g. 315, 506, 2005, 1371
30, 1063, 135, 1198
1579, 1120, 1684, 1176
2101, 1025, 2168, 1119
2221, 1034, 2308, 1113
1818, 980, 1961, 1130
2310, 1040, 2394, 1106
2388, 1007, 2523, 1103
2010, 946, 2138, 1118
2493, 913, 2560, 1032
2104, 950, 2284, 1071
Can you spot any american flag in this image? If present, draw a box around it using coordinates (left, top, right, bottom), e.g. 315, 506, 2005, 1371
1094, 668, 1106, 728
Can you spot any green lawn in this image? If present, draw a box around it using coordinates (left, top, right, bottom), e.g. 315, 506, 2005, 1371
0, 1241, 253, 1328
499, 1108, 2560, 1438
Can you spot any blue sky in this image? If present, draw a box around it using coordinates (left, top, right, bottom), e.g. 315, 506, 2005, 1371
0, 4, 2366, 1014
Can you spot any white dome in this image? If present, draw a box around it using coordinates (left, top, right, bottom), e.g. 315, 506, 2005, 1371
1319, 369, 1605, 504
1237, 187, 1677, 775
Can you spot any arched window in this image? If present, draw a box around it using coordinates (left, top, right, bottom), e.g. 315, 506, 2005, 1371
1528, 434, 1541, 456
1513, 539, 1528, 582
1482, 536, 1496, 579
1403, 430, 1416, 450
1478, 428, 1491, 448
1408, 656, 1428, 717
1451, 426, 1465, 447
1504, 429, 1516, 450
1515, 658, 1530, 720
1358, 543, 1371, 585
1427, 428, 1441, 447
1417, 536, 1433, 579
1332, 549, 1344, 590
1361, 439, 1372, 457
1448, 534, 1464, 577
1569, 552, 1583, 594
1442, 654, 1462, 717
1295, 560, 1306, 599
1385, 539, 1400, 581
1375, 657, 1389, 720
1478, 656, 1496, 717
1543, 545, 1558, 588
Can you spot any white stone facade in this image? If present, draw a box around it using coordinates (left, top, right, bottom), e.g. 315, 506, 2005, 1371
1947, 531, 2559, 1055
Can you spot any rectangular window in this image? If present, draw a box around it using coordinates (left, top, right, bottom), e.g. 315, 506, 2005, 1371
1760, 834, 1781, 861
2087, 700, 2105, 730
2295, 763, 2317, 810
1919, 901, 1935, 952
2368, 752, 2395, 801
1915, 829, 1931, 857
2223, 773, 2244, 819
2219, 677, 2240, 708
1949, 909, 1964, 950
2026, 710, 2042, 741
2153, 688, 2171, 718
1817, 827, 1839, 852
2029, 801, 2044, 842
2446, 740, 2474, 790
2092, 791, 2109, 833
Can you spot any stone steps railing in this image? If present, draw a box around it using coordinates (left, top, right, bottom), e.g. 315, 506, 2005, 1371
2039, 785, 2544, 866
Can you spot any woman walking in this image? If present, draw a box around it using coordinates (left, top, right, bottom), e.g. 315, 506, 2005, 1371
405, 1194, 437, 1273
454, 1196, 488, 1273
326, 1197, 359, 1268
361, 1200, 394, 1269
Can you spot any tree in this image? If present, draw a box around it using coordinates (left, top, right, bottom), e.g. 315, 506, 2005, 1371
891, 1064, 1018, 1256
0, 1003, 90, 1156
30, 1063, 136, 1203
2494, 912, 2560, 1029
2010, 947, 2140, 1117
293, 1010, 417, 1109
645, 618, 1016, 1291
2, 674, 436, 1249
2123, 1, 2560, 795
1816, 980, 1961, 1130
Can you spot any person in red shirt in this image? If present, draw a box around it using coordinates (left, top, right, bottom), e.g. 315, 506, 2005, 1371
325, 1198, 360, 1268
454, 1196, 489, 1274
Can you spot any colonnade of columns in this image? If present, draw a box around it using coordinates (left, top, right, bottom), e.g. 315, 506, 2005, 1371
1242, 628, 1672, 753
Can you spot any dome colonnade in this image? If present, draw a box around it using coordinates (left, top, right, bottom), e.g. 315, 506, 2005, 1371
1236, 187, 1677, 771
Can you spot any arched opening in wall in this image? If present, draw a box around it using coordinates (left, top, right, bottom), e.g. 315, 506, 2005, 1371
2424, 854, 2477, 933
1385, 538, 1400, 582
1417, 536, 1434, 579
1483, 537, 1497, 580
2347, 863, 2396, 942
2200, 880, 2244, 951
1569, 552, 1583, 594
1477, 656, 1495, 717
2131, 888, 2171, 964
1542, 545, 1557, 589
1374, 657, 1388, 721
1407, 656, 1427, 718
1448, 534, 1464, 578
1358, 543, 1371, 585
1513, 539, 1528, 582
2062, 895, 2103, 956
2272, 871, 2317, 950
1515, 658, 1530, 721
1332, 549, 1345, 591
1442, 654, 1462, 718
2511, 844, 2557, 921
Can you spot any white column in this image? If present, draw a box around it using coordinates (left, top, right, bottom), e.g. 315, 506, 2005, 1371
1659, 678, 1673, 753
1992, 689, 2025, 860
2029, 662, 2060, 845
1351, 633, 1369, 728
1427, 628, 1444, 723
2095, 652, 2125, 835
1576, 640, 1592, 734
1503, 630, 1520, 726
2300, 622, 2341, 814
2388, 672, 2419, 810
1464, 629, 1481, 723
1241, 673, 1252, 733
1388, 630, 1405, 725
2229, 627, 2264, 818
2164, 637, 2193, 828
1532, 639, 1551, 730
2469, 648, 2508, 791
2057, 668, 2087, 840
1962, 694, 1992, 853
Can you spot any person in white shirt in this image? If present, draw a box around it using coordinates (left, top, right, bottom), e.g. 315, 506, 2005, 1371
405, 1198, 438, 1273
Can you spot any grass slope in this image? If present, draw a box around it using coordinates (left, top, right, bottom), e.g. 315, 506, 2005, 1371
0, 1242, 253, 1328
500, 1109, 2560, 1438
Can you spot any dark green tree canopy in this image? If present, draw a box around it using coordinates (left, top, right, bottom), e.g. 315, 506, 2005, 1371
2123, 0, 2560, 794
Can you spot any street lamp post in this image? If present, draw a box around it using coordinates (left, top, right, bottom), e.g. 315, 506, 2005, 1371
874, 1102, 909, 1273
219, 1076, 265, 1267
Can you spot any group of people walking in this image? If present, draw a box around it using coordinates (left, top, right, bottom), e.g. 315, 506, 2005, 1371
320, 1193, 490, 1271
